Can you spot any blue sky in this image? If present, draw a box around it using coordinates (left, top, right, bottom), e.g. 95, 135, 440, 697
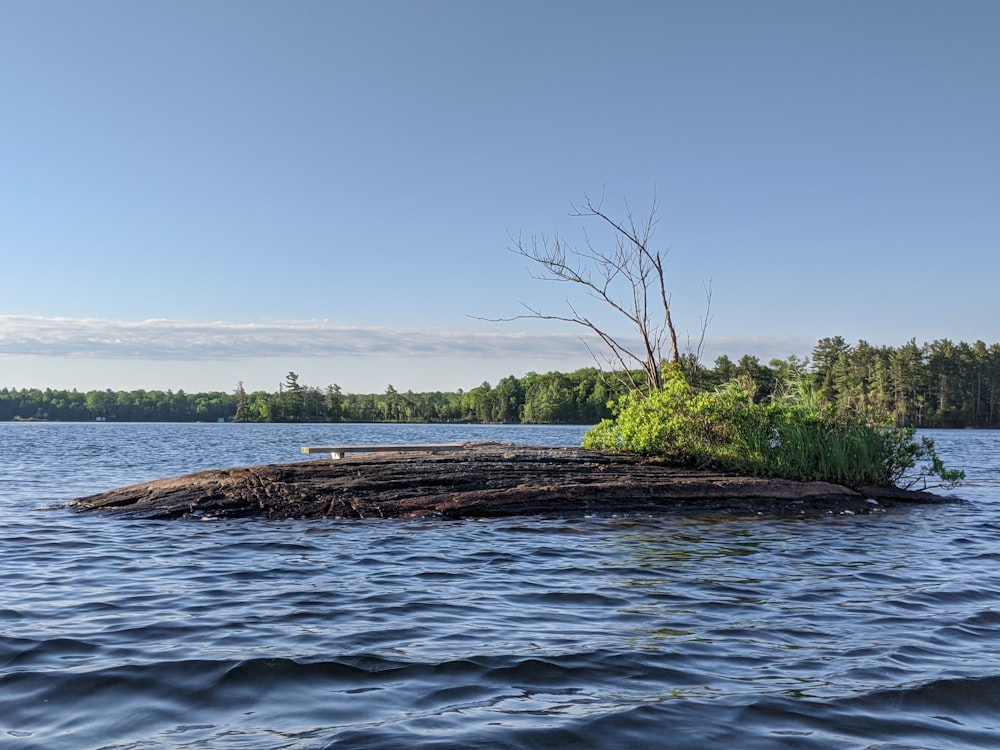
2, 1, 998, 393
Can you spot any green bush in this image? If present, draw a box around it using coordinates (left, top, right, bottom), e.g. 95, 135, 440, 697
582, 366, 963, 489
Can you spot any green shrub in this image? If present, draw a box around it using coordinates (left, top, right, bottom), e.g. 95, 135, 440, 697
582, 366, 963, 489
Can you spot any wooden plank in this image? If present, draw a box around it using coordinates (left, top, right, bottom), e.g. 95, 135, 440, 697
300, 443, 466, 459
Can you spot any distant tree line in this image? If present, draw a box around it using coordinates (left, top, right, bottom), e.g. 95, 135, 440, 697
4, 337, 1000, 427
696, 336, 1000, 428
231, 369, 617, 424
0, 368, 617, 425
0, 387, 236, 423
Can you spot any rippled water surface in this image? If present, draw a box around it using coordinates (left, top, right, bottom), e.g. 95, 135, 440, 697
2, 423, 999, 749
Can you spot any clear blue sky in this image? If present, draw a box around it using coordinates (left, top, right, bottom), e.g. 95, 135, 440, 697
2, 1, 998, 393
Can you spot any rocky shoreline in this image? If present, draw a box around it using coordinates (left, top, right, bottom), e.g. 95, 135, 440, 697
67, 442, 954, 521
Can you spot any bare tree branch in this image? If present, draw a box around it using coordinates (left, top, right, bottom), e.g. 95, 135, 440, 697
475, 192, 711, 394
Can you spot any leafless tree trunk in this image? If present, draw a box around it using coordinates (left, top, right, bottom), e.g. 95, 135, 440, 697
485, 192, 710, 395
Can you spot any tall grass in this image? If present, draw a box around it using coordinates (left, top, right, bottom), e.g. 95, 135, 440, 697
749, 420, 892, 485
583, 366, 963, 489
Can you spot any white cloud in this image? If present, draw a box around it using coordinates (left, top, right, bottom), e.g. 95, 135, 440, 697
0, 315, 602, 361
0, 315, 816, 369
0, 316, 824, 391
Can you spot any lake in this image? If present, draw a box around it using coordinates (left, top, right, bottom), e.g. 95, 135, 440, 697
2, 423, 998, 749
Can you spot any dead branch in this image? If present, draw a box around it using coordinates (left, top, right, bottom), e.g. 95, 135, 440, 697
476, 191, 710, 394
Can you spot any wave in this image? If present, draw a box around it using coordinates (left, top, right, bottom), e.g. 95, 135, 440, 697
5, 646, 1000, 749
0, 648, 716, 749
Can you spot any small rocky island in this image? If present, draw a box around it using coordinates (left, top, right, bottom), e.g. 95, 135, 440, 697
69, 442, 951, 520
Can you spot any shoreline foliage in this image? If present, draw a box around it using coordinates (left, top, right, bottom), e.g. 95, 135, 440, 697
3, 336, 1000, 433
582, 365, 964, 489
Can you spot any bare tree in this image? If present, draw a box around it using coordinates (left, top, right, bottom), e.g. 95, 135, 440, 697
485, 191, 711, 395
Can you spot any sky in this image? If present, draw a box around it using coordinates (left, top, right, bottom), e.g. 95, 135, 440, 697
2, 0, 998, 394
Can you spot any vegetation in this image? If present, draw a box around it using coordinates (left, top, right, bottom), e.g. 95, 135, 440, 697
583, 365, 964, 490
1, 336, 999, 437
0, 368, 618, 424
483, 193, 960, 489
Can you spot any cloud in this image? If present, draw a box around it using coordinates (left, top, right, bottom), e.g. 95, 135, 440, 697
0, 316, 816, 366
0, 315, 602, 361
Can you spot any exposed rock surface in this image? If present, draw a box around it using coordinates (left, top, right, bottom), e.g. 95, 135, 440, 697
69, 442, 951, 521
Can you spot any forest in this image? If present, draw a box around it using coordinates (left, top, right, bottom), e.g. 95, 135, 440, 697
3, 337, 1000, 428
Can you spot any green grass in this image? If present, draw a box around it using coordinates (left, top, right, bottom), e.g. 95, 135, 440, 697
582, 366, 963, 489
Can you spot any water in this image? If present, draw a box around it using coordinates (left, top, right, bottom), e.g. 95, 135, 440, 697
2, 423, 999, 749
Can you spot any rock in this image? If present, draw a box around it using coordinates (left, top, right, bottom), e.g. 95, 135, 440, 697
68, 443, 951, 521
